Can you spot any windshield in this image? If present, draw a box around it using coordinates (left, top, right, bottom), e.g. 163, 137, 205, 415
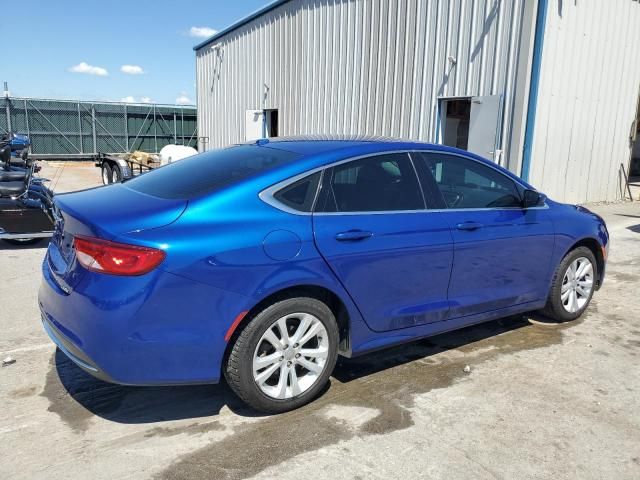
125, 145, 301, 199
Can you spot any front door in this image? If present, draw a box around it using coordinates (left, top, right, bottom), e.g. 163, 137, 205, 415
414, 151, 555, 318
312, 152, 453, 332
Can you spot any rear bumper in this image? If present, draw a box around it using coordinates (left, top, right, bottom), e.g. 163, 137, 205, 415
41, 310, 115, 383
38, 249, 249, 385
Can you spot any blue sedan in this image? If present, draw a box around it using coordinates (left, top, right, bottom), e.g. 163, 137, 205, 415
39, 137, 608, 412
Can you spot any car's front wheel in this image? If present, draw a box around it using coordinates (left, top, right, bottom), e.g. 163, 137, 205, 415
542, 246, 597, 321
225, 297, 339, 413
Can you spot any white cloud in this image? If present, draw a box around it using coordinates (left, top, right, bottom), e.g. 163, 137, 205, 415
69, 62, 108, 76
120, 96, 154, 104
175, 94, 193, 105
120, 64, 144, 75
189, 26, 217, 38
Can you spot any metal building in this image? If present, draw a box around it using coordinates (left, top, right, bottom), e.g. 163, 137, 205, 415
0, 96, 198, 157
194, 0, 640, 203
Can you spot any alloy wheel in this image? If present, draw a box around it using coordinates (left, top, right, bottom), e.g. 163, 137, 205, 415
252, 312, 329, 399
560, 256, 594, 313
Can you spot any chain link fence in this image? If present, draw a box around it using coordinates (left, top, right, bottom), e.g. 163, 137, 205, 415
0, 96, 199, 157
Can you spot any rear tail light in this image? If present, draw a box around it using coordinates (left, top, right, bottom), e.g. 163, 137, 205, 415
74, 235, 165, 276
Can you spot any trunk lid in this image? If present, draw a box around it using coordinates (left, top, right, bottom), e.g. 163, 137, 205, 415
47, 185, 186, 286
54, 184, 187, 240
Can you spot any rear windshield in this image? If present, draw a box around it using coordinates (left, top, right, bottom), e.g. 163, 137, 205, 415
125, 145, 301, 199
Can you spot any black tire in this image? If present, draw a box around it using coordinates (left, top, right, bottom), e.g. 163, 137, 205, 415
225, 297, 339, 413
541, 246, 597, 322
3, 238, 43, 246
111, 163, 122, 183
101, 163, 112, 185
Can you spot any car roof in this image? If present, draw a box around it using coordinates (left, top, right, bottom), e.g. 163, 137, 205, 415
240, 135, 451, 155
231, 135, 535, 193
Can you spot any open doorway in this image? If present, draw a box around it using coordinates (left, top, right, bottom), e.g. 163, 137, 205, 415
441, 99, 471, 150
629, 93, 640, 176
265, 109, 278, 138
439, 95, 502, 162
628, 91, 640, 200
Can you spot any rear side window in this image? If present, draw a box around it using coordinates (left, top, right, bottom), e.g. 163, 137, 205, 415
125, 145, 301, 199
417, 152, 522, 209
319, 153, 425, 212
273, 172, 321, 212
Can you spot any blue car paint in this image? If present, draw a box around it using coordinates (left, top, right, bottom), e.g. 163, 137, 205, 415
53, 184, 188, 239
440, 207, 556, 317
313, 210, 454, 330
38, 139, 609, 385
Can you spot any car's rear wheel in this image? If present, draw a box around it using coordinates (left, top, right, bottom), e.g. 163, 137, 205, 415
224, 297, 339, 413
542, 246, 597, 321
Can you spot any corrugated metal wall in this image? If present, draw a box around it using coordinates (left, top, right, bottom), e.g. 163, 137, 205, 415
528, 0, 640, 203
197, 0, 529, 168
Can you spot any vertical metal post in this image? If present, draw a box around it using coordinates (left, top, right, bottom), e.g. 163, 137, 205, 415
181, 108, 185, 145
5, 96, 11, 132
77, 102, 83, 154
91, 105, 97, 154
173, 112, 177, 143
23, 99, 30, 138
153, 105, 158, 152
124, 104, 129, 152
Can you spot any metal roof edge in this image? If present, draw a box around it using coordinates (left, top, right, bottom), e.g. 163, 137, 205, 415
193, 0, 292, 51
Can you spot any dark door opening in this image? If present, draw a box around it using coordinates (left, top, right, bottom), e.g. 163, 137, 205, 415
441, 99, 471, 150
265, 109, 278, 138
630, 92, 640, 177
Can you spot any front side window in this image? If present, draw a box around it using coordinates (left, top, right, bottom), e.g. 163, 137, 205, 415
319, 153, 424, 212
418, 153, 522, 209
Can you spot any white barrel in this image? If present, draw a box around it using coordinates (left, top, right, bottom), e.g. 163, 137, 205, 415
159, 145, 198, 166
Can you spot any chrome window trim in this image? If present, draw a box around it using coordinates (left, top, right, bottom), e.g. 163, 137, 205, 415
311, 204, 549, 216
259, 149, 545, 216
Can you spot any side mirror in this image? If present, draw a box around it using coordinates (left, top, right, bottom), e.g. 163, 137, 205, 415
522, 189, 546, 208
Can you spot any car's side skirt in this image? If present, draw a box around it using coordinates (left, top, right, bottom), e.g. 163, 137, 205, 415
348, 300, 547, 358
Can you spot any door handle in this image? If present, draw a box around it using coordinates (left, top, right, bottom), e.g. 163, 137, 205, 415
335, 230, 373, 241
456, 222, 483, 231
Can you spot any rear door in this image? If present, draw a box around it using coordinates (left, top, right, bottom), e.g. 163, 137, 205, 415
414, 151, 555, 318
312, 152, 453, 332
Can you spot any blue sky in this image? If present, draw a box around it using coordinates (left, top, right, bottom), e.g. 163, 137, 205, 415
3, 0, 268, 105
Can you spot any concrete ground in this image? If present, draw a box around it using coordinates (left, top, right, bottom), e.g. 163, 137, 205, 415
1, 162, 639, 480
